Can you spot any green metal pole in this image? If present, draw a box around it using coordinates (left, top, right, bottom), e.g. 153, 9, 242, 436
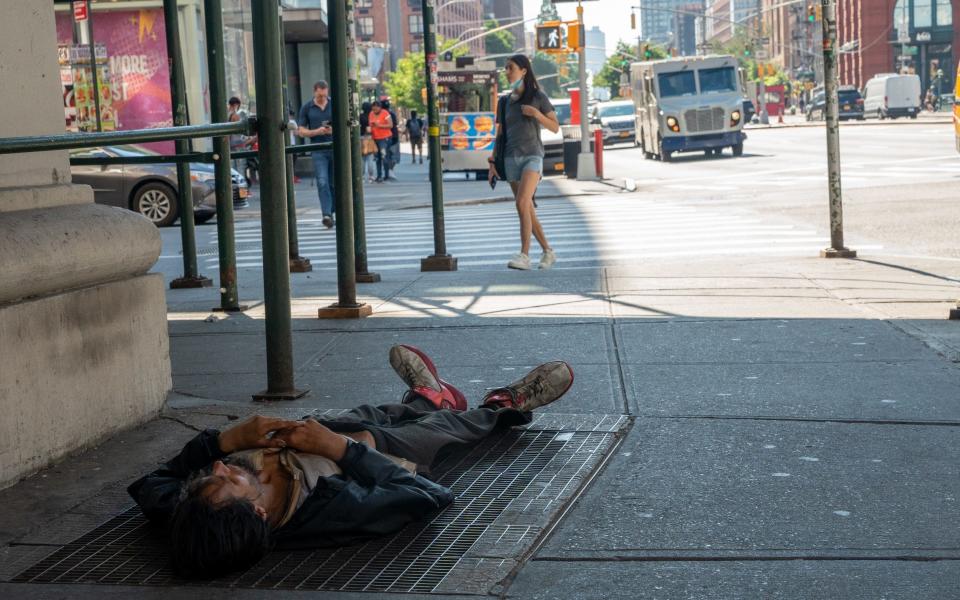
317, 0, 370, 318
251, 0, 306, 400
281, 37, 312, 274
420, 0, 457, 271
204, 0, 244, 310
346, 0, 379, 283
164, 0, 211, 289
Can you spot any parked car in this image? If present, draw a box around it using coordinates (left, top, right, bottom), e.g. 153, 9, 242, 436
591, 100, 636, 145
805, 86, 864, 121
541, 98, 571, 175
863, 73, 921, 119
69, 145, 248, 227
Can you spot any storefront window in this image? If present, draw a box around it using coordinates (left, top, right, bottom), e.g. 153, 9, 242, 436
894, 0, 909, 37
915, 0, 933, 28
936, 0, 952, 26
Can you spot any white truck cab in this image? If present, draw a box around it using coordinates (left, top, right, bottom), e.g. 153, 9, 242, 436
632, 55, 747, 161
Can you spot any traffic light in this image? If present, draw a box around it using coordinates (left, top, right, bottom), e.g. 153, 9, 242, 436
536, 23, 564, 52
745, 47, 752, 57
567, 22, 582, 50
642, 44, 652, 60
631, 12, 636, 30
807, 3, 816, 22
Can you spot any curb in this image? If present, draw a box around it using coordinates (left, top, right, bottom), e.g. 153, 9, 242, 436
746, 115, 952, 130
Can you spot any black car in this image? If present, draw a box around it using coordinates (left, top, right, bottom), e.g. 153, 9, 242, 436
70, 145, 249, 227
806, 87, 864, 121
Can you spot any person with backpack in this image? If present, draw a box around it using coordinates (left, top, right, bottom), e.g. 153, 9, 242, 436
488, 54, 560, 270
405, 110, 425, 164
381, 99, 400, 179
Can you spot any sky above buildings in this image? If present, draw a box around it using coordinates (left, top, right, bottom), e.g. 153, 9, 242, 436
521, 0, 638, 56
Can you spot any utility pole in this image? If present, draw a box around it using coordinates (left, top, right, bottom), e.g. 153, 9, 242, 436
575, 1, 596, 180
818, 0, 855, 259
420, 0, 457, 271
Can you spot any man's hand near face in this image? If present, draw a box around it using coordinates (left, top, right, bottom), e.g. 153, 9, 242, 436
217, 415, 302, 454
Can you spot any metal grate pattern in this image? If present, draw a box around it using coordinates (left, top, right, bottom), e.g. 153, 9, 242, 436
683, 107, 725, 133
13, 415, 626, 594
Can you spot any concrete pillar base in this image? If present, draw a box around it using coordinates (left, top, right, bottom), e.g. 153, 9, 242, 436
289, 256, 314, 273
356, 271, 382, 283
949, 307, 960, 320
421, 255, 458, 272
170, 275, 213, 289
820, 247, 858, 259
318, 302, 373, 319
576, 153, 597, 180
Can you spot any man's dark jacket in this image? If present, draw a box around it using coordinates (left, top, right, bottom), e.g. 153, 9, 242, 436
127, 429, 453, 548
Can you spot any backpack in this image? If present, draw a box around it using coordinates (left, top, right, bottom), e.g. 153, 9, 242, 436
407, 117, 423, 139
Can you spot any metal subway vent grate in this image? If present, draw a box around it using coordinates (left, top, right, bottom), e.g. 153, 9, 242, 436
13, 414, 626, 594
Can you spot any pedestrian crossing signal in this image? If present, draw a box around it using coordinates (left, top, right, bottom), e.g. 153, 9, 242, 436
536, 24, 564, 52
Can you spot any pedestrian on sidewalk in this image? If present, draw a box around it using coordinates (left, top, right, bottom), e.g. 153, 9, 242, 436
128, 344, 574, 578
359, 101, 377, 183
406, 110, 425, 164
382, 99, 401, 180
298, 81, 335, 228
488, 54, 560, 270
369, 101, 394, 182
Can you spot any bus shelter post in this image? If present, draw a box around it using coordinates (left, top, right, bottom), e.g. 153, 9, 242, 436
818, 0, 856, 259
420, 0, 457, 272
251, 0, 307, 401
346, 0, 380, 283
164, 0, 211, 289
317, 0, 372, 318
204, 0, 245, 311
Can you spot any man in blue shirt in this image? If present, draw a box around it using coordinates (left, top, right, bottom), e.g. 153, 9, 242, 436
298, 81, 335, 228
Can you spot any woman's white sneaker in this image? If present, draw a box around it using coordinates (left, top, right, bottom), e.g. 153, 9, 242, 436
508, 252, 532, 270
539, 249, 556, 270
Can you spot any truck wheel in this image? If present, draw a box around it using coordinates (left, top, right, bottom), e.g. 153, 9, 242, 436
657, 135, 671, 162
732, 143, 744, 157
877, 109, 885, 120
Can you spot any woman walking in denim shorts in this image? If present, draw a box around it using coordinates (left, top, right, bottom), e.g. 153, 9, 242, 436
488, 54, 560, 270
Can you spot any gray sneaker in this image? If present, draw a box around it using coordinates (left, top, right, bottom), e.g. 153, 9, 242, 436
481, 361, 574, 412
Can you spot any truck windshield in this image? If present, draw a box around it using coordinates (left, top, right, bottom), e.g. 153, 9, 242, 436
657, 71, 696, 97
698, 67, 737, 93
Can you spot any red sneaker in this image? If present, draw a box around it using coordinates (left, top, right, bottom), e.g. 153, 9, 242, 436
389, 344, 466, 411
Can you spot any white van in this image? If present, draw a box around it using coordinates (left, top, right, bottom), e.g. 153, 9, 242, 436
863, 73, 921, 119
631, 55, 747, 161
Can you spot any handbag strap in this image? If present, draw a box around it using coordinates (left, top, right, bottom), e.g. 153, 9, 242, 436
497, 95, 507, 146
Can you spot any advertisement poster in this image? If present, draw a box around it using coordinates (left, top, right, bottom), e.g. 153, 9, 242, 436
61, 44, 116, 132
56, 9, 172, 149
445, 112, 495, 151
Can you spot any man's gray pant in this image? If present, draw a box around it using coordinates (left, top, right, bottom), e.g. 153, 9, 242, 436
318, 397, 531, 472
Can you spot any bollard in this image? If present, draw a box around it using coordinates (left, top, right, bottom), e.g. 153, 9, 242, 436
250, 0, 307, 400
204, 0, 246, 311
420, 0, 457, 272
593, 128, 603, 179
317, 0, 372, 318
818, 0, 856, 259
164, 0, 212, 289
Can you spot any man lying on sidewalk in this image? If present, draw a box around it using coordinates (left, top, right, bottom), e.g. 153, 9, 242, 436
128, 345, 574, 578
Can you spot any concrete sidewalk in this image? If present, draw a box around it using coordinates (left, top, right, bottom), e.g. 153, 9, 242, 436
2, 240, 959, 597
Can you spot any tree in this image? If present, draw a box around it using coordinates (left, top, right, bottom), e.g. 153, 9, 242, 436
484, 19, 514, 66
532, 52, 579, 99
594, 40, 667, 99
383, 37, 467, 112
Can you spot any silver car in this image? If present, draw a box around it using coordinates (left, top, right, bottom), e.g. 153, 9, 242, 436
69, 145, 248, 227
591, 100, 636, 145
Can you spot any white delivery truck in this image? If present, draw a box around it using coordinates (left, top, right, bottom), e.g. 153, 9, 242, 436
631, 55, 747, 161
862, 73, 921, 120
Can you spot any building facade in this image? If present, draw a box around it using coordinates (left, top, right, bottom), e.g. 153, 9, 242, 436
674, 2, 705, 56
642, 0, 698, 47
483, 0, 525, 50
585, 25, 606, 74
437, 0, 485, 56
705, 0, 733, 44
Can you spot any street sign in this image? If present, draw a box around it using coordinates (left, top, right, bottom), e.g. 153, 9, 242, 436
755, 49, 769, 60
73, 0, 88, 21
536, 24, 564, 51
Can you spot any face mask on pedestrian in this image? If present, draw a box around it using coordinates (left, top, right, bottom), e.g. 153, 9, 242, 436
509, 78, 523, 92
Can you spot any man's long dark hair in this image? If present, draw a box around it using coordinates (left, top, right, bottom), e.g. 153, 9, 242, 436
169, 469, 273, 578
508, 54, 540, 105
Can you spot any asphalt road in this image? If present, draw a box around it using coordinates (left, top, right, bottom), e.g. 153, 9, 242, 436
602, 121, 960, 260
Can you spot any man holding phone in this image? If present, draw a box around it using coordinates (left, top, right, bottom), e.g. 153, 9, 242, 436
298, 81, 335, 228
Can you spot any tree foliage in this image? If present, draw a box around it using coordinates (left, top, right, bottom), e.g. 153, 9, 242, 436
594, 40, 667, 98
532, 52, 579, 99
484, 20, 514, 66
709, 26, 784, 84
383, 37, 467, 112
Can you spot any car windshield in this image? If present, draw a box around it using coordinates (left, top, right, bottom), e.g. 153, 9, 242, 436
839, 90, 861, 102
552, 102, 571, 125
598, 104, 634, 117
698, 67, 737, 93
657, 70, 696, 98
